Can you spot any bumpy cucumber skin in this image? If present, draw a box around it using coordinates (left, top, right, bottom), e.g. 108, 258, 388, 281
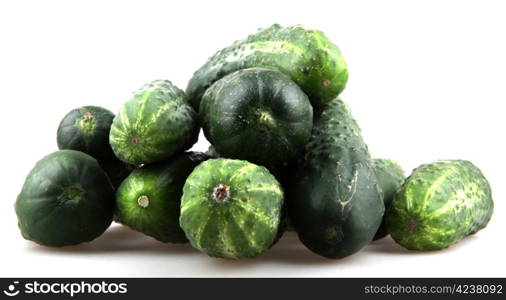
15, 150, 114, 247
186, 24, 348, 110
180, 158, 283, 259
288, 98, 384, 259
109, 80, 199, 165
200, 68, 313, 167
57, 106, 115, 160
116, 152, 209, 243
202, 146, 289, 243
386, 160, 494, 251
372, 158, 405, 241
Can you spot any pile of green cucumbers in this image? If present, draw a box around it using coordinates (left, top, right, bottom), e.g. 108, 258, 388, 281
15, 24, 494, 259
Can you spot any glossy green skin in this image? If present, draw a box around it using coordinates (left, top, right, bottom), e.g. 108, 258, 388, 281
288, 98, 384, 259
186, 24, 348, 110
180, 158, 283, 259
200, 68, 313, 167
386, 160, 494, 251
110, 80, 199, 165
116, 152, 209, 243
57, 106, 115, 160
372, 158, 405, 241
15, 150, 114, 247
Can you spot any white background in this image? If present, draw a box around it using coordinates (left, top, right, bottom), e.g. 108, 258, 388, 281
1, 0, 505, 277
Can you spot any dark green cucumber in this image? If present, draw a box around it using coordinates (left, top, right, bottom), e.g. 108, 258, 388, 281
109, 80, 199, 165
15, 150, 114, 247
372, 158, 405, 240
101, 159, 135, 190
186, 24, 348, 110
57, 106, 115, 160
200, 68, 313, 167
386, 160, 494, 250
180, 158, 283, 259
115, 152, 209, 243
288, 98, 384, 259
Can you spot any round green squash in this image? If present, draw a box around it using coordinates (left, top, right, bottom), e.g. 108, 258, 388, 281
15, 150, 115, 247
180, 158, 284, 259
200, 68, 313, 167
109, 80, 199, 165
57, 106, 115, 160
115, 152, 209, 243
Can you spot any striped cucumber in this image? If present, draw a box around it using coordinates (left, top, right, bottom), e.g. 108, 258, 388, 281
386, 160, 494, 250
109, 80, 199, 165
115, 152, 209, 243
186, 24, 348, 110
180, 158, 283, 259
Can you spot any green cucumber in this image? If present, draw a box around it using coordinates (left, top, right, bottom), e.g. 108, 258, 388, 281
372, 158, 405, 240
15, 150, 114, 247
200, 68, 313, 167
115, 152, 209, 243
109, 80, 199, 165
180, 158, 283, 259
288, 98, 384, 258
186, 24, 348, 110
205, 145, 220, 158
386, 160, 494, 250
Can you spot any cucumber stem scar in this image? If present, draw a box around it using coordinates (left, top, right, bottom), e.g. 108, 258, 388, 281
60, 186, 84, 202
213, 184, 230, 203
83, 111, 93, 121
138, 195, 149, 208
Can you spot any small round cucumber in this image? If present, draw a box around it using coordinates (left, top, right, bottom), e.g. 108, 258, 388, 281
57, 106, 115, 160
180, 158, 284, 259
15, 150, 114, 247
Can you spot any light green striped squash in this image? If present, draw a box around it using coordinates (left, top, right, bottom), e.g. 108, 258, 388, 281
186, 24, 348, 110
180, 158, 283, 259
386, 160, 494, 250
109, 80, 199, 165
